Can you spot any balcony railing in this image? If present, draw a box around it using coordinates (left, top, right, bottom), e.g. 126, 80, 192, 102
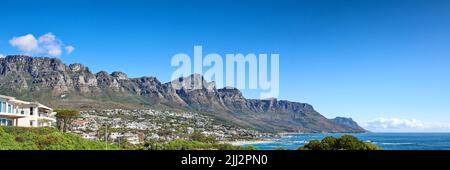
38, 112, 57, 121
0, 110, 56, 119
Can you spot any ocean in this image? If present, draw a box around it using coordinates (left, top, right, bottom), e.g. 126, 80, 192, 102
242, 133, 450, 150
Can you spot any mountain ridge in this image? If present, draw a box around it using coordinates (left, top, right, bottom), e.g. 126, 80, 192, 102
0, 55, 366, 133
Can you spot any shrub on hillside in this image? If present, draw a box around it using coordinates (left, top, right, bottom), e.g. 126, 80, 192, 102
298, 135, 382, 150
0, 126, 118, 150
143, 139, 257, 150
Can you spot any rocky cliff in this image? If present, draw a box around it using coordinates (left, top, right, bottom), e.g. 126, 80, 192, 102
331, 117, 366, 132
0, 55, 366, 133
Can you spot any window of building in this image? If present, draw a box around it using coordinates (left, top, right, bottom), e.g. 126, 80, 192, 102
0, 118, 13, 126
1, 102, 5, 112
30, 107, 34, 115
7, 119, 13, 126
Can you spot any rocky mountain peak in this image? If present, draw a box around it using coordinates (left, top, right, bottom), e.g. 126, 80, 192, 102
69, 63, 88, 72
169, 73, 209, 91
95, 71, 110, 77
218, 87, 244, 98
111, 71, 128, 80
331, 117, 365, 131
0, 55, 366, 133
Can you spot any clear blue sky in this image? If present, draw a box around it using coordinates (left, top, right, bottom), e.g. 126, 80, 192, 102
1, 0, 450, 131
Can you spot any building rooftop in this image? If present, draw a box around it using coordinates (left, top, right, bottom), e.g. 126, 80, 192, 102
0, 94, 52, 111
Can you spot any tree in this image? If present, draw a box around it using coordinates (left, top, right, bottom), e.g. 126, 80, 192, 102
321, 136, 338, 150
301, 140, 323, 150
299, 135, 382, 150
189, 131, 217, 144
275, 147, 285, 150
337, 135, 366, 150
54, 109, 80, 132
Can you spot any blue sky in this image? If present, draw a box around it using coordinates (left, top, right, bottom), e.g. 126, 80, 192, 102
1, 0, 450, 131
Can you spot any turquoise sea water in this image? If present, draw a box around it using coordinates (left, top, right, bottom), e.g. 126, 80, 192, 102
243, 133, 450, 150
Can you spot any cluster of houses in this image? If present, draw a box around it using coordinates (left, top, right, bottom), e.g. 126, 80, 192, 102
70, 109, 272, 144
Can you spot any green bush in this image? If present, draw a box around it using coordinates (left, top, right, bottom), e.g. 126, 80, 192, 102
189, 131, 217, 144
142, 139, 257, 150
0, 128, 21, 150
0, 126, 118, 150
299, 135, 382, 150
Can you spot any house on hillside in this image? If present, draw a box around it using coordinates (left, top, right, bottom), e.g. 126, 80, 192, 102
0, 94, 56, 127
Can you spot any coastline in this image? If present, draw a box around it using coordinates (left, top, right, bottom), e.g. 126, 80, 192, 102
223, 132, 371, 146
224, 140, 276, 146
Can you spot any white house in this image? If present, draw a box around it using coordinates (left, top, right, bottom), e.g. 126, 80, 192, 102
0, 94, 56, 127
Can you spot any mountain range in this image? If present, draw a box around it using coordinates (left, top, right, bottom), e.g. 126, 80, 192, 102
0, 55, 366, 133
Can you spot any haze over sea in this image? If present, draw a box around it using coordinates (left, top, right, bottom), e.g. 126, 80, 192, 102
243, 133, 450, 150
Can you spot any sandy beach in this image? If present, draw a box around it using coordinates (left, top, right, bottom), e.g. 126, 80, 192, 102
224, 140, 276, 146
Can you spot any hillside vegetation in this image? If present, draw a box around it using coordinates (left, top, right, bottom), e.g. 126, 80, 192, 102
298, 135, 382, 150
0, 126, 118, 150
0, 126, 254, 150
143, 140, 257, 150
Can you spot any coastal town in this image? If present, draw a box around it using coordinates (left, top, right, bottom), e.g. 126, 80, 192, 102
70, 109, 276, 145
